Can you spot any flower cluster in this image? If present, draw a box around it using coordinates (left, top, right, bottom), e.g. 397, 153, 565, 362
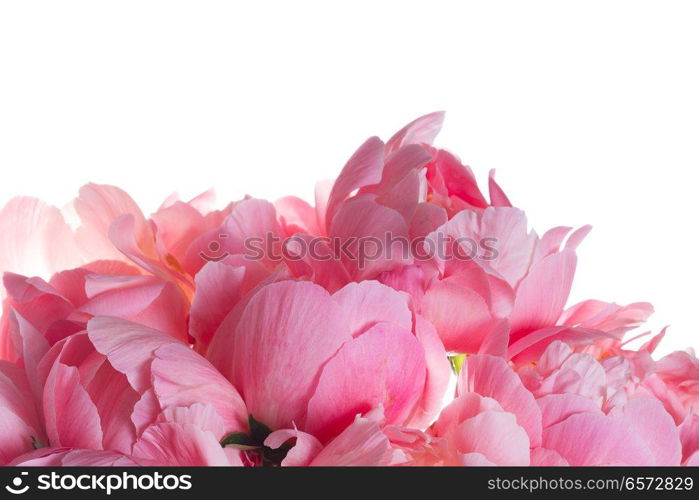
0, 113, 697, 466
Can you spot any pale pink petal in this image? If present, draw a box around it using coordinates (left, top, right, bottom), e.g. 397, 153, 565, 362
309, 411, 401, 466
264, 428, 323, 466
133, 422, 237, 466
452, 411, 530, 465
564, 225, 592, 250
609, 397, 682, 465
0, 197, 82, 281
385, 111, 445, 154
433, 393, 504, 437
543, 412, 655, 465
74, 183, 146, 263
560, 300, 653, 336
537, 393, 602, 428
459, 354, 542, 447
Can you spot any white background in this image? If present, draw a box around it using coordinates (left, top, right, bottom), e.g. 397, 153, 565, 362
1, 1, 697, 354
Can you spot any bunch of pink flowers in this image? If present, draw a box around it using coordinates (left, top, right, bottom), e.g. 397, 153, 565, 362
0, 113, 697, 467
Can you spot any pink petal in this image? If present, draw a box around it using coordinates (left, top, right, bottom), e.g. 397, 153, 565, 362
232, 281, 351, 430
679, 414, 699, 464
264, 428, 323, 466
543, 412, 655, 465
325, 136, 385, 225
190, 259, 269, 350
74, 183, 147, 263
7, 309, 50, 401
80, 274, 188, 342
0, 197, 82, 280
43, 362, 103, 449
305, 322, 426, 441
609, 397, 682, 465
151, 343, 248, 436
329, 197, 410, 281
81, 359, 139, 454
487, 169, 512, 207
332, 281, 412, 338
433, 393, 504, 437
509, 249, 577, 339
452, 410, 530, 465
87, 316, 176, 393
385, 111, 445, 154
409, 202, 448, 239
157, 404, 227, 438
459, 354, 542, 447
537, 393, 602, 428
421, 277, 496, 353
133, 422, 237, 466
530, 447, 569, 466
275, 196, 321, 236
310, 410, 401, 466
406, 316, 451, 428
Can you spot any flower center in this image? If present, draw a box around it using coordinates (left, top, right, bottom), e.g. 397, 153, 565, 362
220, 415, 293, 467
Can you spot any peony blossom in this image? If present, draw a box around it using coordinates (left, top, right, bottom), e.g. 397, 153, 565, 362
0, 112, 696, 467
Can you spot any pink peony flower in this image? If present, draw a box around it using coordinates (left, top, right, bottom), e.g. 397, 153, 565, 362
0, 112, 696, 467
